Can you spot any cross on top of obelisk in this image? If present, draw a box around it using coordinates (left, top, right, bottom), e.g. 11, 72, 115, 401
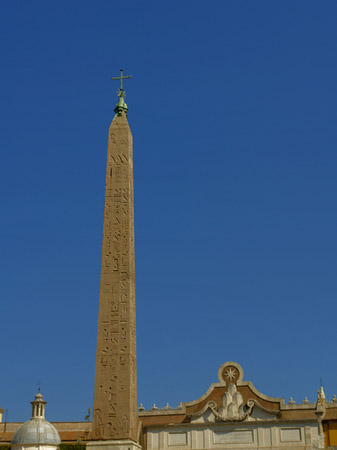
112, 69, 132, 116
112, 68, 132, 98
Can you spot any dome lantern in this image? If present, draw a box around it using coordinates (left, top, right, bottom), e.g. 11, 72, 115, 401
11, 391, 60, 450
31, 388, 46, 419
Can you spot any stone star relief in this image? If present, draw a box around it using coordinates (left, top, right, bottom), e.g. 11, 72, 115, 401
225, 367, 237, 381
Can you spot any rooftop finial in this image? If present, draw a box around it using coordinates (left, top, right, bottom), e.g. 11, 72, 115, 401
112, 68, 132, 116
37, 380, 43, 394
31, 390, 46, 419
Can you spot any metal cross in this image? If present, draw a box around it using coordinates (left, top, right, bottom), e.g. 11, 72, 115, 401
37, 380, 43, 392
112, 68, 132, 92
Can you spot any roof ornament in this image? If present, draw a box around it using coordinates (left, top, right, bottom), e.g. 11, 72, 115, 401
11, 391, 61, 448
319, 386, 326, 400
31, 389, 46, 419
302, 396, 310, 405
189, 386, 256, 423
84, 407, 91, 422
112, 68, 132, 116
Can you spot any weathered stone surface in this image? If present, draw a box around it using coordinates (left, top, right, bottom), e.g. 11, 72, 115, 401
92, 112, 137, 442
87, 439, 142, 450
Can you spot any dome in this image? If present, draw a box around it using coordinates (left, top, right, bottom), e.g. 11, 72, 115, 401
11, 390, 60, 449
34, 391, 44, 401
11, 419, 61, 446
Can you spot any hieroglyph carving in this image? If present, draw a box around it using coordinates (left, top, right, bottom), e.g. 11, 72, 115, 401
93, 113, 137, 442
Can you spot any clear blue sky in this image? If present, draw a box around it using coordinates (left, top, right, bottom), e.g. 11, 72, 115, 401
1, 1, 337, 422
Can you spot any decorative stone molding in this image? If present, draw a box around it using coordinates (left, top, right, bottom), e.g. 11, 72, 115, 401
217, 383, 254, 421
217, 362, 244, 385
190, 383, 255, 423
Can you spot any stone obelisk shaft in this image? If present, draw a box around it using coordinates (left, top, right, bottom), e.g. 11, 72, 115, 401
93, 111, 137, 443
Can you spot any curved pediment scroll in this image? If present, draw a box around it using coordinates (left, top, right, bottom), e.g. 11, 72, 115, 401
190, 383, 255, 423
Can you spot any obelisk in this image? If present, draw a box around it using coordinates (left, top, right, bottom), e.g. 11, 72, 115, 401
89, 70, 140, 450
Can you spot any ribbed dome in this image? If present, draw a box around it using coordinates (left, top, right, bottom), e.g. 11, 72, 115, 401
11, 419, 61, 446
11, 390, 60, 447
34, 392, 44, 401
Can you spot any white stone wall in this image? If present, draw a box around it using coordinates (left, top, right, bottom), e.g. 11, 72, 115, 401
146, 422, 322, 450
11, 444, 59, 450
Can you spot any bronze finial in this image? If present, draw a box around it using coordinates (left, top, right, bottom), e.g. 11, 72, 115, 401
112, 69, 132, 116
112, 68, 132, 98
